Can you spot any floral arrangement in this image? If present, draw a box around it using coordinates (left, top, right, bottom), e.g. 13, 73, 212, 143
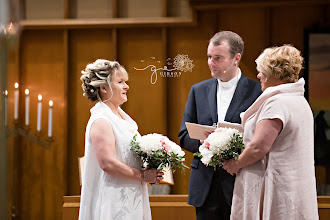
130, 133, 189, 172
194, 127, 244, 169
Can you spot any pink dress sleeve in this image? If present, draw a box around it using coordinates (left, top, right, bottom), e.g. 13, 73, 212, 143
256, 96, 288, 126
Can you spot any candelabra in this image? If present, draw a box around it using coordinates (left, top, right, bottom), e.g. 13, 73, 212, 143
5, 85, 55, 149
6, 121, 54, 149
3, 84, 55, 219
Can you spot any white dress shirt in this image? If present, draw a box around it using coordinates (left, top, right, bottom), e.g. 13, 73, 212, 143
217, 69, 242, 122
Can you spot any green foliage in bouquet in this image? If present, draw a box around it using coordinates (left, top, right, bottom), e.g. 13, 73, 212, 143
130, 135, 189, 173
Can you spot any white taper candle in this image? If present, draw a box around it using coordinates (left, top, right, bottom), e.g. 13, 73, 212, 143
4, 90, 8, 127
48, 100, 53, 138
25, 89, 30, 126
37, 95, 42, 132
14, 83, 19, 120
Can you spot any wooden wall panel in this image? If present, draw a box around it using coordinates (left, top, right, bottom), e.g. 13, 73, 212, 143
217, 7, 269, 80
118, 28, 167, 136
70, 0, 114, 19
68, 29, 114, 195
168, 11, 218, 194
118, 0, 163, 18
167, 0, 191, 17
19, 30, 67, 219
272, 6, 324, 50
272, 6, 325, 78
25, 0, 64, 19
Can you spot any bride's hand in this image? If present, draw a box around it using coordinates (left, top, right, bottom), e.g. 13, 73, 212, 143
142, 169, 164, 184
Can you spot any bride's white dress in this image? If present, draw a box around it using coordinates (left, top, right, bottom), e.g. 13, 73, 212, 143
79, 102, 151, 220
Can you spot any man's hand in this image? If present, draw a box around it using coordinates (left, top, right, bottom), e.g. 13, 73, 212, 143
200, 130, 213, 144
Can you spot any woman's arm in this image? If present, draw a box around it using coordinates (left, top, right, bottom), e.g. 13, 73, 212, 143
223, 118, 282, 175
90, 119, 163, 183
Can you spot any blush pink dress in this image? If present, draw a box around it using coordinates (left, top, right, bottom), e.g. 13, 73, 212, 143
231, 78, 319, 220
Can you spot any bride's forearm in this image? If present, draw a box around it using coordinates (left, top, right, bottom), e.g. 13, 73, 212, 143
101, 159, 161, 183
100, 158, 144, 182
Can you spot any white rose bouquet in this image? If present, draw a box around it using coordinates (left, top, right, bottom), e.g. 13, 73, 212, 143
194, 127, 244, 169
130, 133, 189, 172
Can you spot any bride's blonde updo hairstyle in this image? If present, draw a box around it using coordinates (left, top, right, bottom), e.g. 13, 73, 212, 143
80, 59, 128, 101
256, 45, 303, 83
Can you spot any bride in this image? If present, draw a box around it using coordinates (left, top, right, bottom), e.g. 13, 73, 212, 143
79, 59, 164, 220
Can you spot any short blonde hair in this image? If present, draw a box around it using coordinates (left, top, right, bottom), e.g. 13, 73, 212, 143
80, 59, 128, 101
255, 45, 303, 83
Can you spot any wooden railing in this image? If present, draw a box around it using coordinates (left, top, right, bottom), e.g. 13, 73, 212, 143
20, 17, 196, 30
63, 195, 330, 220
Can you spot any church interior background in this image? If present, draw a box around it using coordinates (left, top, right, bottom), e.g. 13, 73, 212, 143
1, 0, 330, 219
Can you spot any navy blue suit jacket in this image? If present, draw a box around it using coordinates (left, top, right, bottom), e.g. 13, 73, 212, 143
178, 74, 262, 207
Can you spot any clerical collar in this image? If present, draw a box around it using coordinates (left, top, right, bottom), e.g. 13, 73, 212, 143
218, 69, 242, 89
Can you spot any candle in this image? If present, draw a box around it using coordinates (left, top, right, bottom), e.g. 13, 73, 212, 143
48, 100, 53, 138
25, 89, 29, 126
4, 90, 8, 127
14, 83, 19, 120
37, 95, 42, 132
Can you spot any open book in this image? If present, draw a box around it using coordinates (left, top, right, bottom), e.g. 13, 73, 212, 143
185, 121, 244, 140
159, 168, 174, 185
185, 122, 216, 140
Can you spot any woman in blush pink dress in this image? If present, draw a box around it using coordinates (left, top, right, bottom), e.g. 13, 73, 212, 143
223, 45, 319, 220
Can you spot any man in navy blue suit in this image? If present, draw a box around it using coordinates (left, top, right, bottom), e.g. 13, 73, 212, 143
178, 31, 262, 220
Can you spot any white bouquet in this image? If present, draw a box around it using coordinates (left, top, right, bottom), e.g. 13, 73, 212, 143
194, 127, 244, 169
130, 133, 189, 172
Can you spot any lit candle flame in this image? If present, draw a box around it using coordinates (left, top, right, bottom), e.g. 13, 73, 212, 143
38, 95, 42, 101
4, 90, 8, 95
15, 83, 19, 88
25, 89, 29, 95
49, 100, 53, 107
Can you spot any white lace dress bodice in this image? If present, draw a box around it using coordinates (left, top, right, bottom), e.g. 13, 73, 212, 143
79, 102, 151, 220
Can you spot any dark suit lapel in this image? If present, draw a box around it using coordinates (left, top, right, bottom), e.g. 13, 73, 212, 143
224, 74, 248, 122
207, 79, 218, 123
